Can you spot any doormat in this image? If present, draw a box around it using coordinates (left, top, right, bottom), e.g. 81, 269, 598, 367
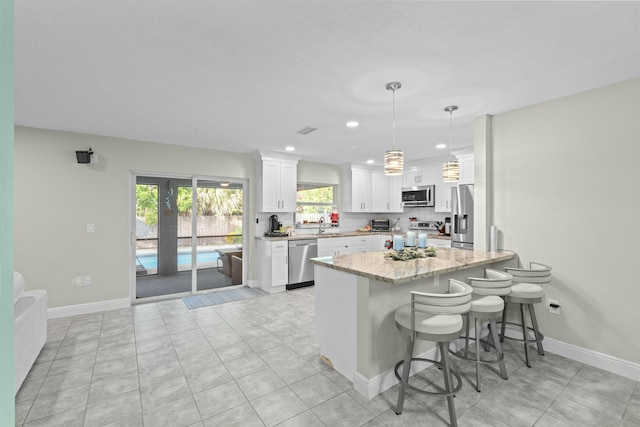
182, 286, 267, 309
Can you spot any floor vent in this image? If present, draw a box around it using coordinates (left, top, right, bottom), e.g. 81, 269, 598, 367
296, 126, 317, 135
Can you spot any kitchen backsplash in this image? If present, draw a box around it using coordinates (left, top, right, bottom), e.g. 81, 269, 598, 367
256, 208, 448, 236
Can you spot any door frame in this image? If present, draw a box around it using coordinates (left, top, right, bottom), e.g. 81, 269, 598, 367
129, 171, 248, 304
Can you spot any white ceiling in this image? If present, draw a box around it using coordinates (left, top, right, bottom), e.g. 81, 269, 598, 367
14, 1, 640, 166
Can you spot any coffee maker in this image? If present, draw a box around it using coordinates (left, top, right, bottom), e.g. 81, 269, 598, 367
269, 214, 281, 233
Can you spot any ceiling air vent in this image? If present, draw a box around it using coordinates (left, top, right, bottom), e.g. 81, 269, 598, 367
296, 126, 317, 135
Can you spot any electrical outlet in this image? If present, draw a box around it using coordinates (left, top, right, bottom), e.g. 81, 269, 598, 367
82, 275, 92, 286
548, 299, 560, 315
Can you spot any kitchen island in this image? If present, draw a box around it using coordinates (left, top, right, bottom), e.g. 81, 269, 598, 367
310, 247, 517, 399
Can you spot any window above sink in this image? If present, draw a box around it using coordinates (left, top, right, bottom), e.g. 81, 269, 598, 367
295, 182, 339, 229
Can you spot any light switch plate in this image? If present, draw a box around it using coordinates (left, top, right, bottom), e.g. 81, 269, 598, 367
87, 223, 95, 233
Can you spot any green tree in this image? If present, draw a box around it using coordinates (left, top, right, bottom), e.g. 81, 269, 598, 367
136, 184, 158, 225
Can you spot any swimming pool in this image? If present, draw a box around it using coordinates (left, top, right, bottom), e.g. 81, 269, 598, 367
137, 251, 220, 268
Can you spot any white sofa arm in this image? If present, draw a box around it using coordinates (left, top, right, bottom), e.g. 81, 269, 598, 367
13, 271, 26, 304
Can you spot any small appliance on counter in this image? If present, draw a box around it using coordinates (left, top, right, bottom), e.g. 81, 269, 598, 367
370, 219, 391, 232
264, 214, 289, 237
444, 217, 451, 236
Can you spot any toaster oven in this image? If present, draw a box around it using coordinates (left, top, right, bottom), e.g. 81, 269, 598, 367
370, 219, 391, 232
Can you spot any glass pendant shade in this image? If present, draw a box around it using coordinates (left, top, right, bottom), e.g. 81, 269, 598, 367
384, 81, 403, 176
384, 149, 404, 176
442, 105, 459, 182
442, 160, 460, 182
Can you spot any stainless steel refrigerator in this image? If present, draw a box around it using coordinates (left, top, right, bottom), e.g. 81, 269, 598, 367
451, 184, 474, 250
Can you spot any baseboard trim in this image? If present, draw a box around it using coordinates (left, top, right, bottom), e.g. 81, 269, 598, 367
544, 337, 640, 382
47, 298, 130, 319
352, 338, 469, 399
501, 325, 640, 382
352, 330, 640, 398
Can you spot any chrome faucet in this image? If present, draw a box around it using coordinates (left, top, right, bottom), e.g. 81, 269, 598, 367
318, 217, 326, 233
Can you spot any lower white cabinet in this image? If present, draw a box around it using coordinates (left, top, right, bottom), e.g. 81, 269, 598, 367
317, 235, 376, 257
257, 240, 288, 293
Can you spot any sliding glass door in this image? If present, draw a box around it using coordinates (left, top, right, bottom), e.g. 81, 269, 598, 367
134, 175, 243, 300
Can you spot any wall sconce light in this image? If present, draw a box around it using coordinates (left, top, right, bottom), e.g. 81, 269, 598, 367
75, 148, 94, 164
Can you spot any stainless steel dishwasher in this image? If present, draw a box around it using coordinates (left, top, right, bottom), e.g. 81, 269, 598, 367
287, 239, 318, 290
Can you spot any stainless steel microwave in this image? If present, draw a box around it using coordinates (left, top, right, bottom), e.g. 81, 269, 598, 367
401, 185, 435, 207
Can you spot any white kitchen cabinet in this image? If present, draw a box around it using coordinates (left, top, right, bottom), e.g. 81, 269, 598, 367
343, 166, 372, 212
427, 238, 452, 248
388, 175, 403, 212
317, 235, 375, 257
371, 171, 403, 213
457, 154, 474, 185
435, 168, 452, 212
257, 240, 288, 293
271, 242, 289, 286
403, 166, 438, 187
369, 234, 391, 251
317, 237, 350, 257
253, 151, 300, 212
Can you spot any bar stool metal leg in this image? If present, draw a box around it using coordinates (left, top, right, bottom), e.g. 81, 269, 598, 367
395, 337, 415, 415
474, 318, 481, 391
500, 303, 508, 343
464, 313, 471, 358
528, 303, 545, 356
520, 303, 531, 367
439, 341, 458, 427
489, 319, 508, 380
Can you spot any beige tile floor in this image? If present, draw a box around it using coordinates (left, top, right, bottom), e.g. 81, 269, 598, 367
15, 287, 640, 426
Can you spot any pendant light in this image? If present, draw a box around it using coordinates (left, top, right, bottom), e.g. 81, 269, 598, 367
442, 105, 460, 182
384, 82, 403, 176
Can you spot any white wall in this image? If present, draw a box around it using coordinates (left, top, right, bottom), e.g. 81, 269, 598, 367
486, 78, 640, 363
14, 127, 255, 308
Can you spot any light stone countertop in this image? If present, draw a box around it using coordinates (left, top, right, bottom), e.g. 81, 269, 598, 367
310, 248, 516, 285
256, 231, 452, 242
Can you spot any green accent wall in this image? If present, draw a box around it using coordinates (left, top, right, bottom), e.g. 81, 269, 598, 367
0, 0, 15, 422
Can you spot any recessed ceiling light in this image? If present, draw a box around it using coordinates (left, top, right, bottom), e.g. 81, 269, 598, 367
285, 146, 295, 151
436, 143, 446, 149
346, 121, 359, 128
349, 145, 358, 149
366, 159, 375, 164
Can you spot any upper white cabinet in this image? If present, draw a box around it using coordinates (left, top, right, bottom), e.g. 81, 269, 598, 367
435, 182, 452, 212
343, 166, 372, 212
253, 151, 301, 212
403, 166, 437, 187
371, 171, 403, 213
343, 165, 402, 213
457, 154, 475, 185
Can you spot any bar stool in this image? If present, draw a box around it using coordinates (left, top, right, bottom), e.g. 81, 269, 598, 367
394, 279, 472, 427
450, 269, 512, 392
501, 262, 552, 367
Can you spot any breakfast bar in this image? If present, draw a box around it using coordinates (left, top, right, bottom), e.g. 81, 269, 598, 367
310, 247, 517, 399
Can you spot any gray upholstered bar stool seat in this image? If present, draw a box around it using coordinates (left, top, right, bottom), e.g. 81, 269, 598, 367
394, 279, 472, 427
450, 269, 512, 392
501, 262, 552, 367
